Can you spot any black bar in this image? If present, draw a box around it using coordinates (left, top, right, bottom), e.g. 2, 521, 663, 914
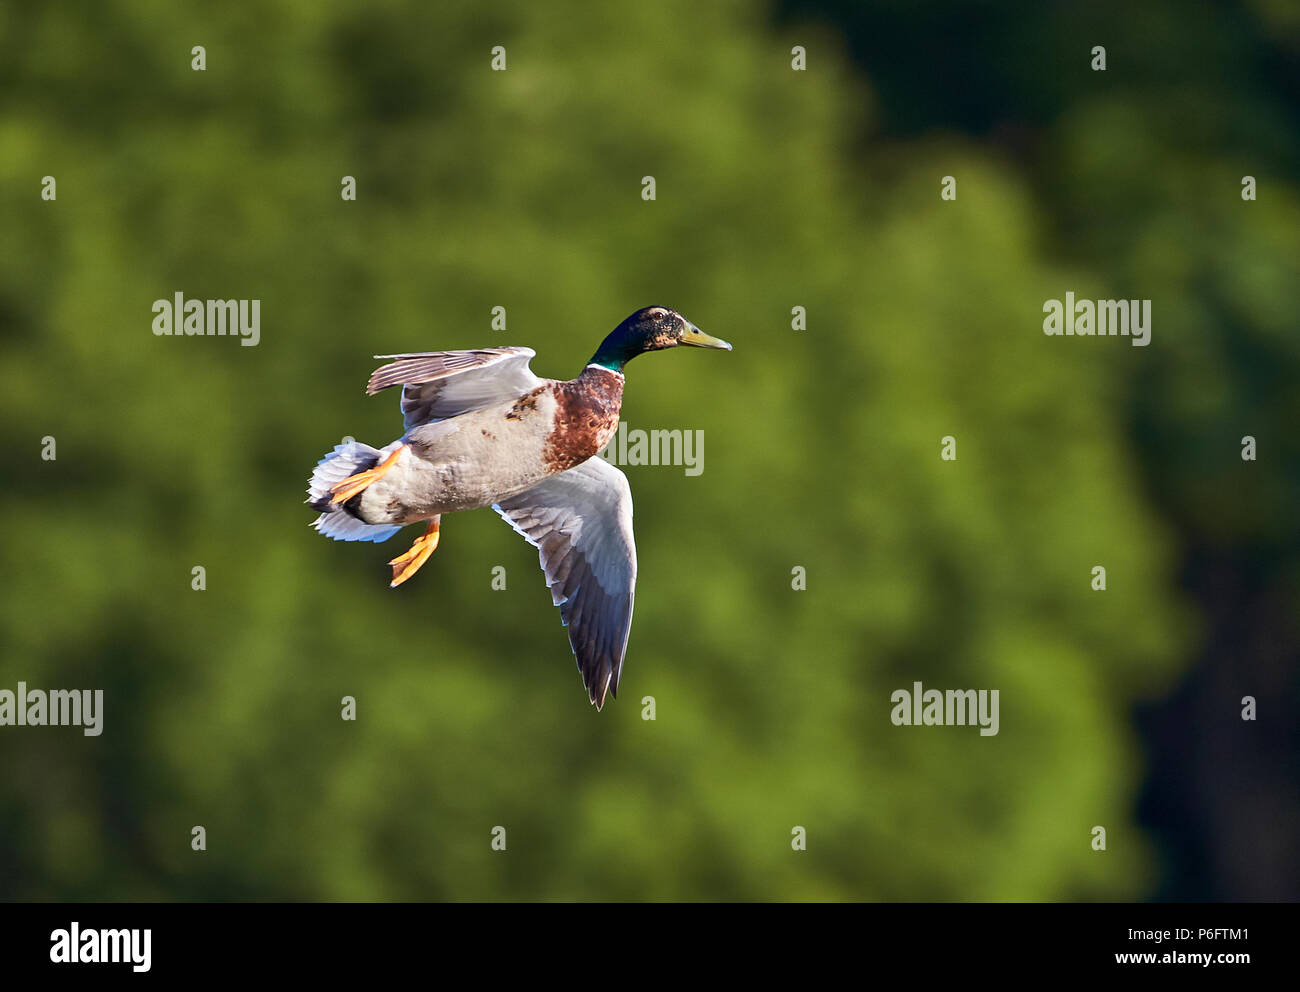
0, 902, 1285, 980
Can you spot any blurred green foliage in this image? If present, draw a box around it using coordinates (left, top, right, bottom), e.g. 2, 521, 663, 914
783, 0, 1300, 900
0, 0, 1286, 900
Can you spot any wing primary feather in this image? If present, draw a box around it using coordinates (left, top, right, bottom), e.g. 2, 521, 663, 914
363, 347, 541, 427
492, 458, 636, 709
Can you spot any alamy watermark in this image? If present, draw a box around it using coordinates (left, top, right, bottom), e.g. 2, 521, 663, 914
891, 681, 999, 736
0, 682, 103, 736
50, 923, 150, 972
598, 422, 704, 476
152, 292, 260, 346
1043, 292, 1151, 347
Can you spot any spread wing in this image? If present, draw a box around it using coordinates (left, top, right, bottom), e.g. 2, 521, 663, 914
493, 457, 637, 710
367, 347, 542, 429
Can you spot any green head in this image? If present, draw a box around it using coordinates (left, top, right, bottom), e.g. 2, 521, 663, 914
589, 306, 732, 372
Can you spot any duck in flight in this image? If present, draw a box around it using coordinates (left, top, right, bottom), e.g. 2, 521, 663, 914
307, 306, 732, 709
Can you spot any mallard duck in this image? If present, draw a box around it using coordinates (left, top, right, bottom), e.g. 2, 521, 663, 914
307, 306, 731, 709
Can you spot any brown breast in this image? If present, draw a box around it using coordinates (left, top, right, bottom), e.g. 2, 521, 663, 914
542, 366, 625, 473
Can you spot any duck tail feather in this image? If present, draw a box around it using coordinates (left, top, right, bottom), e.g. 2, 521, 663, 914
306, 441, 402, 543
311, 510, 401, 544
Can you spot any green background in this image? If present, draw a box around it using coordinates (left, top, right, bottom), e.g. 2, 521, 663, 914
1, 0, 1295, 900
